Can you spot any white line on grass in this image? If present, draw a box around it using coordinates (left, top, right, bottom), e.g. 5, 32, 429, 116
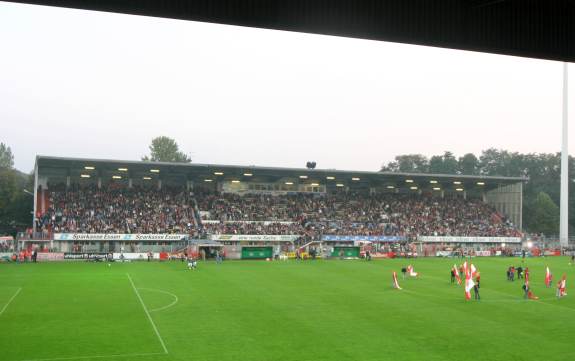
20, 352, 166, 361
127, 274, 169, 354
0, 287, 22, 317
137, 288, 179, 313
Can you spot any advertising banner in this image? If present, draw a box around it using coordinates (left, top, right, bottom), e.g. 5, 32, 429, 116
435, 251, 453, 257
210, 235, 299, 242
418, 236, 521, 244
37, 252, 65, 261
54, 234, 187, 241
372, 252, 396, 259
112, 252, 159, 260
64, 253, 109, 260
321, 235, 406, 242
223, 221, 296, 225
476, 251, 492, 257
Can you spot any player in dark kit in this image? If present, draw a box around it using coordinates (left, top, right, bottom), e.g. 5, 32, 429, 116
473, 273, 481, 300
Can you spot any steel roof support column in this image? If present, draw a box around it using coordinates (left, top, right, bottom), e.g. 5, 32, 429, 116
33, 160, 38, 233
560, 62, 569, 247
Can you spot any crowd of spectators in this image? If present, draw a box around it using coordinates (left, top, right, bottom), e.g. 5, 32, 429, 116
36, 185, 520, 238
38, 184, 198, 234
196, 191, 521, 238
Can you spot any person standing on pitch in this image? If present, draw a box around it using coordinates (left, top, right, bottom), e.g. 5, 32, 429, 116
187, 256, 197, 270
365, 249, 371, 261
557, 274, 567, 298
401, 266, 407, 280
517, 266, 523, 280
523, 268, 531, 299
523, 282, 529, 299
450, 268, 456, 284
473, 272, 481, 300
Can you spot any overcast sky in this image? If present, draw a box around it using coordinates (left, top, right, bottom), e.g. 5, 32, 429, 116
0, 2, 573, 173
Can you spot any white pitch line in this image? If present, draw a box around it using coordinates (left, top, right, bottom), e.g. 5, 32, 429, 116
20, 352, 165, 361
0, 287, 22, 317
137, 288, 179, 313
127, 274, 168, 354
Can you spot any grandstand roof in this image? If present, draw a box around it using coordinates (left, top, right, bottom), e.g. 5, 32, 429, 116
36, 155, 526, 191
8, 0, 575, 62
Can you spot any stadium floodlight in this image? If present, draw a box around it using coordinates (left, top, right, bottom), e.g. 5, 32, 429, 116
84, 166, 95, 170
204, 179, 213, 182
501, 243, 506, 248
150, 169, 160, 173
455, 188, 464, 191
112, 176, 122, 179
142, 176, 152, 180
477, 182, 485, 185
311, 183, 319, 186
410, 186, 418, 190
214, 172, 224, 175
285, 182, 294, 185
453, 181, 462, 184
80, 174, 90, 178
326, 176, 335, 180
243, 173, 253, 177
433, 187, 441, 191
336, 183, 345, 187
386, 185, 395, 189
429, 180, 438, 184
118, 168, 128, 172
405, 179, 414, 183
231, 180, 240, 183
299, 175, 308, 179
352, 177, 360, 181
527, 241, 533, 248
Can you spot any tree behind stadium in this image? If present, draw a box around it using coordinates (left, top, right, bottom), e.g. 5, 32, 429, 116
0, 143, 14, 169
381, 149, 575, 236
0, 143, 33, 236
142, 136, 191, 163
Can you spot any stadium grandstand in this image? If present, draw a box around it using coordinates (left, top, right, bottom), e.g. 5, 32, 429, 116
23, 155, 526, 259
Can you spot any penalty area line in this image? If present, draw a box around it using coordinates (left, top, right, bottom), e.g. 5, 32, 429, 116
0, 287, 22, 317
127, 274, 169, 354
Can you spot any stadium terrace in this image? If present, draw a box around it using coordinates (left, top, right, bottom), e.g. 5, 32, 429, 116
24, 155, 527, 259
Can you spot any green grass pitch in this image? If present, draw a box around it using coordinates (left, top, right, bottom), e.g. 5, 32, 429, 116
1, 257, 574, 361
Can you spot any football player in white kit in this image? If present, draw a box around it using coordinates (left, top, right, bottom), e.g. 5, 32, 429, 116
187, 257, 197, 270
